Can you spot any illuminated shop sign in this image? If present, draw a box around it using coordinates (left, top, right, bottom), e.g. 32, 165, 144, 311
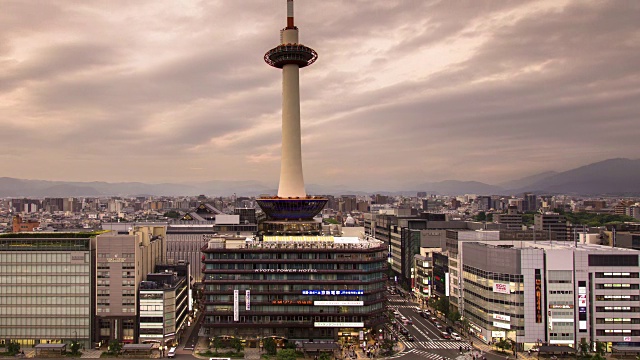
314, 322, 364, 328
549, 304, 574, 309
491, 331, 505, 338
302, 290, 364, 295
314, 301, 364, 306
271, 300, 312, 305
245, 290, 250, 311
108, 257, 125, 263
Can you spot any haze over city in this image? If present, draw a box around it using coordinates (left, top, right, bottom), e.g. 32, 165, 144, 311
1, 0, 639, 189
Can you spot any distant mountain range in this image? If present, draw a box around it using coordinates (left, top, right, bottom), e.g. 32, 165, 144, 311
0, 158, 639, 197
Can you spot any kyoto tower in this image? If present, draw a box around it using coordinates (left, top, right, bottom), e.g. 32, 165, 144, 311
257, 0, 326, 228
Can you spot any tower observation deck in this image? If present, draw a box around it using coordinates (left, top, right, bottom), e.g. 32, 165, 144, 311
257, 0, 327, 223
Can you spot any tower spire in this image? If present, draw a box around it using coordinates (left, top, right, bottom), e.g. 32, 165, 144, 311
287, 0, 294, 29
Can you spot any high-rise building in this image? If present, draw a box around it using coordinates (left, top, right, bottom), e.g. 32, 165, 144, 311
534, 213, 568, 241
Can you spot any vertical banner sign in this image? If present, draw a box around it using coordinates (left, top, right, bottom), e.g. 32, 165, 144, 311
234, 290, 239, 322
578, 281, 587, 332
246, 290, 251, 311
535, 269, 542, 323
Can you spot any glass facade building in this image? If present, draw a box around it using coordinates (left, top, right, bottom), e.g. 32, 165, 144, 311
0, 236, 95, 348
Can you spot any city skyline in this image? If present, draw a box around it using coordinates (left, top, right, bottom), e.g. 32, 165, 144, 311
1, 1, 639, 189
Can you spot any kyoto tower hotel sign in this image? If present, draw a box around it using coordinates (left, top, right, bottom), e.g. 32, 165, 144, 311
258, 0, 326, 223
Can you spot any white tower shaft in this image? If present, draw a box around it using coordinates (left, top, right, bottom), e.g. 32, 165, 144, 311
277, 27, 306, 198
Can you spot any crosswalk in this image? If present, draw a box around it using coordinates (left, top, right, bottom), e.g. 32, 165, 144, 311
384, 348, 466, 360
403, 340, 470, 350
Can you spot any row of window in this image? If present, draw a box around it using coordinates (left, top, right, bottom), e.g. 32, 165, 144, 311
0, 328, 89, 337
596, 329, 640, 336
204, 273, 384, 281
98, 253, 135, 258
596, 318, 640, 324
0, 285, 89, 295
595, 284, 639, 289
0, 253, 83, 263
0, 275, 89, 285
0, 317, 89, 326
595, 306, 640, 312
595, 295, 639, 301
0, 307, 89, 315
595, 272, 639, 278
0, 265, 90, 274
0, 296, 89, 305
205, 252, 383, 261
549, 290, 573, 294
205, 303, 385, 314
204, 314, 365, 324
462, 265, 524, 283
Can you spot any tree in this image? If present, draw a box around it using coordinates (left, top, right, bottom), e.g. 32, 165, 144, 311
108, 340, 121, 355
460, 318, 470, 335
70, 340, 81, 355
475, 212, 487, 222
578, 338, 590, 358
212, 337, 222, 354
435, 297, 450, 319
594, 341, 606, 356
230, 338, 243, 353
319, 353, 331, 360
263, 338, 277, 356
448, 310, 461, 323
495, 339, 511, 353
277, 348, 297, 360
6, 342, 20, 356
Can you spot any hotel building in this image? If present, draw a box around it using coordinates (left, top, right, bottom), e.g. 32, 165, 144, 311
201, 235, 387, 343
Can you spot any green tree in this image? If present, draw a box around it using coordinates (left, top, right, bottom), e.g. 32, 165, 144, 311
70, 340, 81, 355
163, 211, 181, 219
435, 297, 450, 319
6, 341, 20, 356
230, 338, 243, 353
263, 338, 277, 356
277, 348, 297, 360
319, 353, 331, 360
448, 310, 461, 323
212, 337, 222, 354
495, 339, 511, 353
461, 317, 470, 334
594, 341, 606, 356
474, 212, 487, 222
591, 354, 605, 360
108, 340, 121, 355
578, 338, 590, 358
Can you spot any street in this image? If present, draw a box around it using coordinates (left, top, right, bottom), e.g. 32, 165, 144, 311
384, 292, 511, 360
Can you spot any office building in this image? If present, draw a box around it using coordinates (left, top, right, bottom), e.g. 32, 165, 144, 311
0, 234, 95, 348
535, 213, 568, 241
139, 262, 191, 347
94, 226, 166, 346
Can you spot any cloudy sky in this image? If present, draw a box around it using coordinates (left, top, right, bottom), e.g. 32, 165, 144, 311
1, 0, 638, 190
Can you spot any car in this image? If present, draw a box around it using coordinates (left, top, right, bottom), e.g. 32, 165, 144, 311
530, 347, 540, 352
430, 317, 438, 322
451, 332, 462, 340
446, 326, 454, 334
406, 334, 415, 342
400, 316, 407, 321
419, 311, 427, 318
393, 310, 400, 316
424, 310, 431, 316
435, 323, 443, 330
400, 328, 409, 335
441, 331, 451, 339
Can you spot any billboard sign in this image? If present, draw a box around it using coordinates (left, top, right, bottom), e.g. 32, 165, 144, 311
233, 290, 239, 322
493, 283, 510, 294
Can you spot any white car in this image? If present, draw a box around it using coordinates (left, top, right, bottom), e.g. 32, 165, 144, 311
450, 332, 461, 340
